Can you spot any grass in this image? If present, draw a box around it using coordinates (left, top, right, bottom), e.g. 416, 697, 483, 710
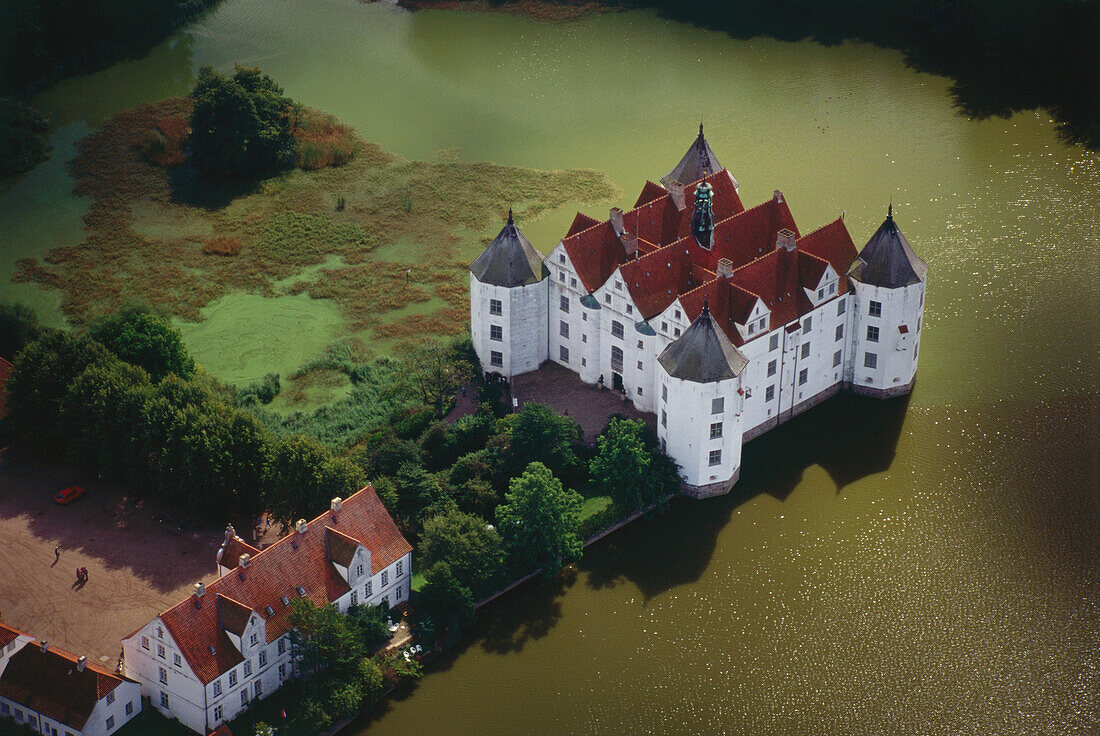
579, 494, 612, 521
14, 96, 619, 358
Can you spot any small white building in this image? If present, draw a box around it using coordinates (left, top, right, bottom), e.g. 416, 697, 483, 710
0, 625, 142, 736
470, 127, 928, 498
122, 486, 413, 735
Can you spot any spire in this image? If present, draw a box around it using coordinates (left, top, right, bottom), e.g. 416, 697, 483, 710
657, 304, 748, 383
470, 210, 547, 287
888, 201, 893, 219
661, 125, 726, 189
699, 122, 704, 138
702, 296, 710, 316
849, 208, 928, 288
507, 207, 514, 225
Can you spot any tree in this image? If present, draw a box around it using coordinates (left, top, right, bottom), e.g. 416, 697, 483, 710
396, 339, 475, 418
345, 604, 392, 649
590, 417, 668, 511
87, 306, 194, 382
419, 507, 504, 596
0, 301, 40, 360
188, 65, 296, 180
350, 427, 421, 478
390, 461, 450, 530
264, 435, 364, 525
497, 402, 581, 483
496, 462, 583, 574
419, 561, 476, 627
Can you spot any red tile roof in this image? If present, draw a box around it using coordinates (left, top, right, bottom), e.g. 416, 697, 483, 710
0, 622, 31, 650
209, 727, 233, 736
149, 486, 411, 684
796, 218, 858, 296
0, 642, 131, 729
218, 536, 260, 570
0, 357, 12, 420
566, 212, 600, 237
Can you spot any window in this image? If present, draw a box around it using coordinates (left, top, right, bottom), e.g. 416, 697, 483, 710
765, 385, 775, 401
106, 716, 115, 730
770, 334, 779, 351
674, 328, 681, 337
279, 664, 286, 680
581, 334, 587, 343
397, 586, 405, 600
490, 324, 502, 342
382, 571, 389, 587
801, 343, 810, 359
157, 644, 165, 659
611, 320, 624, 339
366, 581, 372, 596
281, 596, 289, 607
675, 309, 682, 319
662, 322, 668, 332
214, 681, 223, 696
708, 449, 722, 466
615, 281, 622, 290
259, 651, 267, 668
356, 563, 364, 577
836, 324, 844, 341
240, 691, 248, 707
661, 385, 667, 402
637, 361, 644, 371
869, 300, 882, 317
799, 368, 808, 385
610, 346, 624, 371
637, 340, 644, 349
559, 271, 565, 282
604, 294, 611, 305
560, 295, 569, 313
229, 671, 238, 687
157, 627, 163, 639
559, 253, 566, 264
0, 704, 7, 715
214, 706, 223, 722
759, 317, 767, 332
661, 410, 667, 427
125, 702, 134, 716
559, 321, 569, 338
581, 358, 587, 366
803, 316, 812, 333
490, 351, 502, 367
254, 680, 263, 697
173, 653, 181, 667
249, 633, 258, 647
838, 300, 846, 316
626, 304, 633, 315
582, 312, 587, 321
160, 692, 169, 708
867, 325, 880, 342
107, 691, 115, 705
489, 299, 502, 316
244, 660, 252, 677
159, 667, 167, 684
710, 422, 723, 439
14, 708, 21, 720
559, 345, 570, 362
864, 352, 878, 369
767, 360, 777, 377
711, 397, 724, 414
636, 386, 643, 396
833, 350, 842, 367
747, 323, 755, 336
278, 639, 286, 655
397, 561, 403, 576
570, 277, 577, 288
830, 282, 836, 294
817, 288, 824, 299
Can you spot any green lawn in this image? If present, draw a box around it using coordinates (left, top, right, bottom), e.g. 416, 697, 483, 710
579, 495, 612, 521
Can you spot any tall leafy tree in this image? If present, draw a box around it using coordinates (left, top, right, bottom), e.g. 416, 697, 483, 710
497, 402, 581, 483
419, 561, 476, 627
396, 339, 476, 418
496, 461, 583, 574
590, 417, 670, 511
0, 302, 40, 359
87, 306, 194, 382
188, 65, 296, 180
264, 434, 364, 524
419, 507, 504, 596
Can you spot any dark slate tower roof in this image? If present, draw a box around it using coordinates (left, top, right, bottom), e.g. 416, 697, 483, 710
658, 301, 748, 383
661, 124, 729, 189
849, 206, 928, 288
470, 210, 548, 287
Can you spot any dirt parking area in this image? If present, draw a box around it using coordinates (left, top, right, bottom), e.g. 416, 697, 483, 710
0, 452, 227, 668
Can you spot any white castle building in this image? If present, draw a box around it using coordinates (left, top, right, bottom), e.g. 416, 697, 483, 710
471, 126, 928, 497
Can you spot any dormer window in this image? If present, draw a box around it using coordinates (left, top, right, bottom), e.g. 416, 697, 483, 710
264, 606, 274, 617
280, 596, 289, 607
296, 586, 306, 597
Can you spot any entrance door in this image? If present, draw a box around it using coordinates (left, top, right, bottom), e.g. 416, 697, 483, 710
612, 372, 624, 392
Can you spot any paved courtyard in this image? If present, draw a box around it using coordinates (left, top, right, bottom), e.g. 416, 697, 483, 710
0, 452, 226, 667
511, 362, 657, 443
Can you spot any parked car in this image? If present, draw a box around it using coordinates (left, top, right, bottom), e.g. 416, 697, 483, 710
55, 486, 85, 505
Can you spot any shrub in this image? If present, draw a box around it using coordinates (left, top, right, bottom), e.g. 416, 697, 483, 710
202, 236, 243, 256
0, 302, 40, 360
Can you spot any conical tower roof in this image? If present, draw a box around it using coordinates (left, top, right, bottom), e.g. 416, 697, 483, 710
849, 206, 928, 288
470, 210, 548, 287
661, 124, 732, 189
658, 301, 748, 383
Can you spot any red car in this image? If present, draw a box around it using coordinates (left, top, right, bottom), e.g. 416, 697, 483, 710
55, 486, 85, 505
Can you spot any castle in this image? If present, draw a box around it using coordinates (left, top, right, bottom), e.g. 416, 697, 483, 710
470, 127, 928, 498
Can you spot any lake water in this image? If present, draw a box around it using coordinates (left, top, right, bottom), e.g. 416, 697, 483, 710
1, 1, 1097, 733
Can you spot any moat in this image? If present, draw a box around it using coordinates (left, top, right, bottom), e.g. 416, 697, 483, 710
0, 0, 1096, 733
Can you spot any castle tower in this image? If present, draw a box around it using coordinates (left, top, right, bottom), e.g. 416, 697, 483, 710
847, 205, 928, 397
661, 123, 738, 192
470, 210, 549, 379
691, 181, 715, 249
656, 301, 749, 498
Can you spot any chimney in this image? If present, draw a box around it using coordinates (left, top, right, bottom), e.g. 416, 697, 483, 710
717, 258, 733, 278
224, 523, 236, 541
666, 180, 686, 210
40, 641, 49, 653
773, 190, 784, 203
775, 228, 796, 252
194, 581, 206, 598
77, 655, 87, 672
239, 553, 251, 569
331, 497, 342, 513
296, 519, 308, 534
609, 207, 624, 235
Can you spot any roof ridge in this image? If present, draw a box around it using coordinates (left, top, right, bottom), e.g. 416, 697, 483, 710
561, 216, 613, 243
730, 246, 780, 277
796, 216, 845, 241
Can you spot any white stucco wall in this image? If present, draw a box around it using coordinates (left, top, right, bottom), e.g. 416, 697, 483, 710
471, 274, 548, 379
657, 369, 743, 487
849, 279, 925, 392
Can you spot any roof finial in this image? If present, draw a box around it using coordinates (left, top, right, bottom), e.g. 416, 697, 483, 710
507, 207, 514, 225
702, 296, 710, 316
699, 122, 704, 138
888, 200, 893, 219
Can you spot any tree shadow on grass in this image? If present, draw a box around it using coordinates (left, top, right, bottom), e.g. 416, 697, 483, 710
167, 163, 264, 210
580, 391, 911, 601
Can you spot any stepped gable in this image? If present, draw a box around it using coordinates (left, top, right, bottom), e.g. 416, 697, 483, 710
658, 301, 748, 382
0, 642, 131, 730
798, 250, 831, 288
470, 210, 548, 287
661, 124, 729, 189
680, 278, 760, 347
731, 248, 814, 330
634, 180, 668, 208
849, 207, 927, 287
620, 246, 714, 320
158, 486, 411, 684
566, 212, 600, 237
797, 218, 858, 295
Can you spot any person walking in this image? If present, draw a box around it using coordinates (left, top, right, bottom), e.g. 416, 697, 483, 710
54, 545, 61, 562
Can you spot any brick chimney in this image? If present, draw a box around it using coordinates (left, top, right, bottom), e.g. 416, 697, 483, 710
194, 581, 206, 598
609, 207, 624, 235
775, 228, 796, 251
331, 497, 343, 513
666, 180, 686, 210
773, 190, 784, 203
238, 553, 251, 569
717, 258, 733, 278
40, 641, 49, 653
77, 655, 87, 672
296, 519, 307, 534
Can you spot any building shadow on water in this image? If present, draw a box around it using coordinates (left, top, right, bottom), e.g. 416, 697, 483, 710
580, 392, 911, 601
